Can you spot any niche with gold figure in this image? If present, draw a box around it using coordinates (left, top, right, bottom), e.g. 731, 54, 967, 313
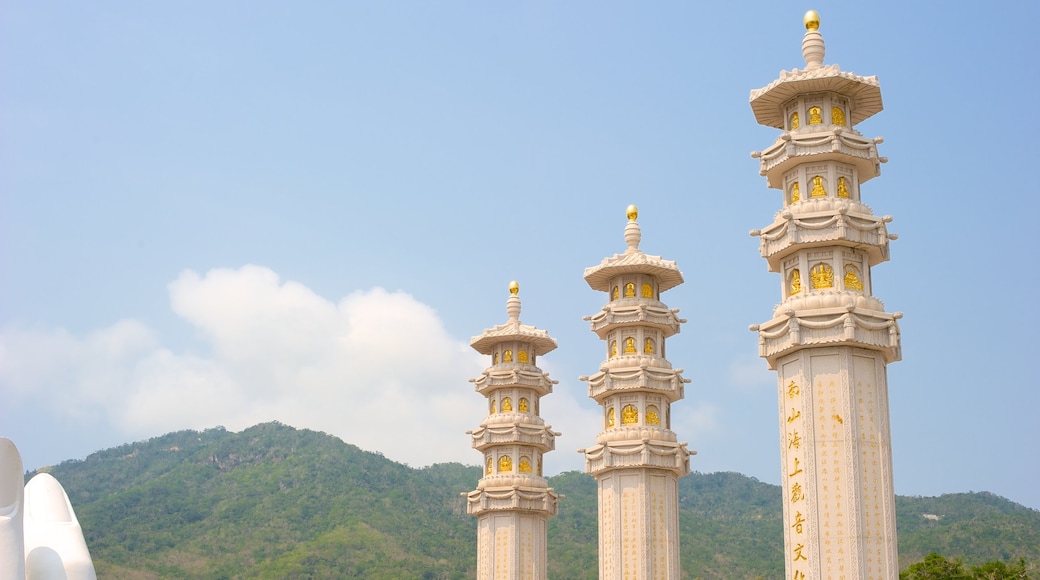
641, 283, 654, 299
808, 105, 823, 125
518, 350, 529, 363
810, 263, 834, 289
607, 407, 615, 428
789, 269, 802, 296
519, 456, 533, 473
623, 337, 637, 354
844, 264, 864, 291
831, 106, 846, 127
621, 404, 639, 425
837, 176, 850, 198
643, 337, 655, 355
486, 456, 493, 475
646, 405, 661, 426
810, 175, 827, 198
518, 397, 530, 413
501, 397, 513, 412
498, 455, 512, 473
624, 282, 636, 298
790, 181, 801, 204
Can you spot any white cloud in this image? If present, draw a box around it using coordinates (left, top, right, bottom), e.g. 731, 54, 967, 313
0, 320, 157, 417
1, 266, 492, 467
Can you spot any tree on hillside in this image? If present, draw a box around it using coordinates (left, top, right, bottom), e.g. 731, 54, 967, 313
900, 553, 971, 580
971, 558, 1029, 580
900, 552, 1031, 580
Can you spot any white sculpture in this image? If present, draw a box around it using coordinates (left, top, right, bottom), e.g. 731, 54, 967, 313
0, 438, 97, 580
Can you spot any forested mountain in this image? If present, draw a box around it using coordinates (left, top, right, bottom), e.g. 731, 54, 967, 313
28, 423, 1040, 579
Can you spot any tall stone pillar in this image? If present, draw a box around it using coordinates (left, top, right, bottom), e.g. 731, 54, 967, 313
579, 206, 692, 579
466, 282, 559, 580
748, 11, 901, 579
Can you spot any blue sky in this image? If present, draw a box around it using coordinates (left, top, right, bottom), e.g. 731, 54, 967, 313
2, 2, 1039, 513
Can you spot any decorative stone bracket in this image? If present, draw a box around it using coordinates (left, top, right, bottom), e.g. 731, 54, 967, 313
582, 366, 688, 402
468, 423, 559, 452
585, 303, 685, 337
465, 486, 559, 516
579, 439, 692, 477
470, 368, 556, 396
754, 129, 885, 187
752, 206, 894, 269
751, 306, 902, 368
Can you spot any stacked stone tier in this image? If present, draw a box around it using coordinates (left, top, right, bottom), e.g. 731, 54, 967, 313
465, 485, 559, 517
585, 302, 684, 338
469, 420, 557, 452
749, 64, 882, 129
754, 128, 884, 188
752, 201, 893, 271
471, 367, 555, 397
583, 364, 687, 403
583, 254, 683, 293
581, 439, 690, 477
752, 304, 901, 368
471, 328, 557, 357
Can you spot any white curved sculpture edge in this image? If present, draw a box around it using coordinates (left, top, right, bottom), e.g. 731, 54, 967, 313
0, 438, 97, 580
1, 438, 27, 580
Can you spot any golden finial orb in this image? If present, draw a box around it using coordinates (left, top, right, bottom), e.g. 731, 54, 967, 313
804, 10, 820, 30
626, 204, 639, 221
509, 280, 520, 295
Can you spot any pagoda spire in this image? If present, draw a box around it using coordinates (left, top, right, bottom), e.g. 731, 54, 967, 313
579, 206, 693, 579
748, 11, 902, 580
465, 281, 559, 580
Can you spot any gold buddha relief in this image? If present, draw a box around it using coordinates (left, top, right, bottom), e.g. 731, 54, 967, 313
831, 106, 846, 126
790, 269, 802, 296
621, 404, 639, 425
808, 106, 823, 125
844, 265, 863, 291
811, 263, 834, 289
646, 405, 661, 425
810, 175, 826, 198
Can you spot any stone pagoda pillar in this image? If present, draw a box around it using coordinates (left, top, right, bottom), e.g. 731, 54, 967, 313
466, 281, 560, 580
748, 11, 901, 579
578, 206, 692, 580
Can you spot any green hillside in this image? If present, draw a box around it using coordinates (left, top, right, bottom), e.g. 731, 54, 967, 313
29, 423, 1040, 579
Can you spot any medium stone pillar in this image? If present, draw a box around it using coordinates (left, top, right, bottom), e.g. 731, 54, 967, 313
466, 282, 559, 580
579, 206, 692, 579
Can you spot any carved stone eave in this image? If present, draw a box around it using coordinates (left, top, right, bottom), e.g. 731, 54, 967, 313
757, 129, 883, 188
597, 426, 677, 444
582, 365, 689, 403
751, 306, 902, 369
469, 422, 559, 452
583, 250, 684, 293
471, 367, 557, 397
465, 485, 559, 517
753, 205, 893, 271
580, 439, 693, 477
774, 290, 887, 319
586, 303, 685, 338
470, 321, 558, 356
749, 64, 883, 128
